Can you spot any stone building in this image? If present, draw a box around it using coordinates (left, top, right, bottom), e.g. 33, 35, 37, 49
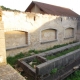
1, 1, 79, 57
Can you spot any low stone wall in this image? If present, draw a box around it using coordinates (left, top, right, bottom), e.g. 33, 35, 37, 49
37, 49, 80, 76
17, 42, 80, 80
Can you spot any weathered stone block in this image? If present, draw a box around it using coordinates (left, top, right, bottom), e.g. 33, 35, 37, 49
0, 22, 4, 30
17, 42, 80, 80
0, 30, 5, 38
0, 39, 6, 47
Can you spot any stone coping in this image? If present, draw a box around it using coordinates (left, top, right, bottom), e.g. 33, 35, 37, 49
0, 64, 26, 80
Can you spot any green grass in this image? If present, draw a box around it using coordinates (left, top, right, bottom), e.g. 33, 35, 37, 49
50, 68, 58, 74
65, 70, 80, 80
45, 45, 80, 60
7, 52, 25, 66
27, 41, 77, 54
50, 63, 80, 79
7, 41, 78, 67
6, 41, 80, 80
29, 58, 42, 68
33, 58, 41, 65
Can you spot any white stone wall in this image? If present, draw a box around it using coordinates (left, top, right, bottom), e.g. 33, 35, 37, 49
41, 29, 57, 43
5, 31, 28, 49
0, 8, 6, 65
65, 28, 74, 38
2, 11, 77, 56
31, 5, 45, 14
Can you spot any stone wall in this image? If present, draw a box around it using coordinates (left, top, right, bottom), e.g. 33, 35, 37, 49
2, 11, 77, 56
5, 31, 28, 49
65, 28, 74, 39
31, 5, 45, 14
77, 17, 80, 41
41, 29, 57, 43
0, 8, 6, 65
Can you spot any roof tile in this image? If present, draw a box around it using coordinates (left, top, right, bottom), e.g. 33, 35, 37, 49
25, 1, 79, 17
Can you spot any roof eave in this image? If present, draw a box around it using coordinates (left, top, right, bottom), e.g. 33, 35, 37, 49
25, 1, 35, 12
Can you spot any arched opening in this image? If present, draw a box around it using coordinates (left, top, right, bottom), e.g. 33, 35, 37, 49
65, 28, 74, 39
41, 29, 57, 43
5, 30, 28, 49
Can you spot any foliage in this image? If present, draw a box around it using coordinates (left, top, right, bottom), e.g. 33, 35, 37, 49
28, 41, 77, 54
7, 41, 80, 79
7, 41, 78, 66
7, 52, 25, 66
30, 58, 41, 68
33, 58, 41, 65
0, 6, 20, 12
65, 70, 80, 80
46, 44, 80, 60
50, 68, 58, 74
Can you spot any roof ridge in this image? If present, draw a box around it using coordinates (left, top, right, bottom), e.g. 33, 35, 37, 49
26, 1, 79, 17
32, 1, 70, 10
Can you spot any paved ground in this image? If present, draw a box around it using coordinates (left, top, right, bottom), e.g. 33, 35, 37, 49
0, 64, 26, 80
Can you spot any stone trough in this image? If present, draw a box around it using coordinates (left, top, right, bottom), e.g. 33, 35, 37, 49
17, 42, 80, 80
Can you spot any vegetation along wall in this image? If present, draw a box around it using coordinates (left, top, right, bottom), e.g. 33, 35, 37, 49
2, 11, 77, 56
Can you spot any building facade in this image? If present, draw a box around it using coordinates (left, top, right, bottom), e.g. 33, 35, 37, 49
2, 11, 78, 56
0, 1, 79, 58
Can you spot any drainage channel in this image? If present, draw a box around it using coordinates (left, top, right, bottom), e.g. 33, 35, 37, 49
17, 57, 80, 80
16, 42, 80, 80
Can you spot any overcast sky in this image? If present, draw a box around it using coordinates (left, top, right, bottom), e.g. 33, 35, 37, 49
0, 0, 80, 15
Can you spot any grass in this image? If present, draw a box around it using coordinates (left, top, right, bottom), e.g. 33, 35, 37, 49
32, 58, 41, 65
28, 58, 42, 68
27, 41, 77, 54
45, 45, 80, 60
7, 41, 80, 80
7, 41, 78, 67
50, 66, 80, 79
50, 68, 58, 74
7, 52, 25, 67
65, 70, 80, 80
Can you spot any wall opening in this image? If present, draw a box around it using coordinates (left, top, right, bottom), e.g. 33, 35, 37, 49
41, 29, 57, 43
65, 28, 74, 39
5, 30, 28, 49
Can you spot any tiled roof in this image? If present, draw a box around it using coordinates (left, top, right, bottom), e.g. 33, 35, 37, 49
25, 1, 79, 17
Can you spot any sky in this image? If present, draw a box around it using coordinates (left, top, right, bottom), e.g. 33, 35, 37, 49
0, 0, 80, 15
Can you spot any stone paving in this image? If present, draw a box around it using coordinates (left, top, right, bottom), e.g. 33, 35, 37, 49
0, 64, 26, 80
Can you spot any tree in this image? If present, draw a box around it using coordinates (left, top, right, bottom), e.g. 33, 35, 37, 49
0, 6, 20, 12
